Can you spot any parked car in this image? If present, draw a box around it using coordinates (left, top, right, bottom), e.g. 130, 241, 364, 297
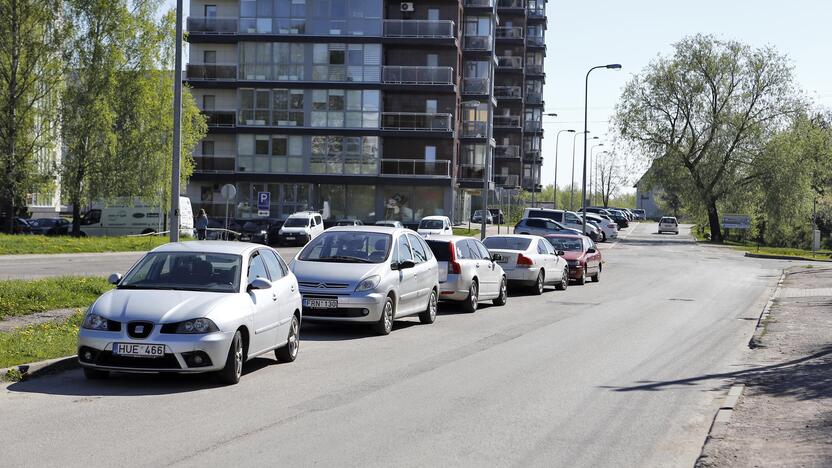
290, 226, 439, 335
78, 196, 193, 237
374, 220, 404, 228
482, 235, 569, 295
425, 236, 507, 312
471, 210, 493, 224
544, 234, 603, 285
417, 215, 453, 237
581, 213, 618, 242
577, 207, 612, 217
238, 218, 283, 245
606, 209, 630, 229
334, 219, 364, 227
277, 211, 324, 245
522, 208, 601, 241
206, 218, 240, 240
514, 217, 582, 237
11, 217, 32, 234
658, 216, 679, 234
632, 209, 646, 220
27, 218, 71, 236
488, 208, 505, 224
77, 242, 302, 384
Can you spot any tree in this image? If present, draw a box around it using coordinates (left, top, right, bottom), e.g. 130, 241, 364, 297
595, 150, 632, 208
0, 0, 68, 232
615, 34, 804, 242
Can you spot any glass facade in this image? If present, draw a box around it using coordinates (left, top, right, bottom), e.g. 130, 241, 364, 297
239, 0, 383, 36
310, 89, 379, 128
310, 135, 379, 174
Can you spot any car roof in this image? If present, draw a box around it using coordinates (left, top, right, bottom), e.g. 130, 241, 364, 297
151, 241, 263, 255
421, 215, 449, 220
485, 234, 542, 240
324, 225, 406, 234
521, 217, 555, 222
543, 233, 584, 239
287, 212, 318, 218
423, 235, 478, 243
525, 207, 564, 213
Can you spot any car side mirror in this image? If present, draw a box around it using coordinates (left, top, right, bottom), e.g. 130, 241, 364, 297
395, 260, 416, 270
557, 250, 565, 256
247, 277, 272, 291
490, 253, 502, 262
107, 273, 122, 285
587, 248, 596, 254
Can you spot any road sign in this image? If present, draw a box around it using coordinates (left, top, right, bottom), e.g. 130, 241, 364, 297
257, 191, 271, 217
722, 214, 750, 229
220, 184, 236, 200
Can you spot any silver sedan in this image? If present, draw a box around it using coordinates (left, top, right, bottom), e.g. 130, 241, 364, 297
483, 234, 569, 295
77, 242, 302, 385
424, 236, 507, 312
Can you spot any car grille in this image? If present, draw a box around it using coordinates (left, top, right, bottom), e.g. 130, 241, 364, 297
94, 351, 181, 369
127, 321, 153, 339
303, 307, 369, 318
298, 281, 349, 290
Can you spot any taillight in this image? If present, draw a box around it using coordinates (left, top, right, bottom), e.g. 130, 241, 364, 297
517, 254, 534, 266
608, 223, 616, 229
449, 242, 462, 274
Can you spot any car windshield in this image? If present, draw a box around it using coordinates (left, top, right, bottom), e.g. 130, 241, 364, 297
31, 219, 57, 227
419, 220, 444, 229
335, 220, 355, 226
546, 237, 583, 251
298, 231, 392, 263
119, 252, 241, 293
483, 237, 531, 251
284, 218, 309, 227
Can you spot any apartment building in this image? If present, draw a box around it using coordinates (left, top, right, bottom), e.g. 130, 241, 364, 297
185, 0, 545, 223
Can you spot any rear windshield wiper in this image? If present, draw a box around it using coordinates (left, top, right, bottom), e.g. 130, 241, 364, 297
317, 255, 373, 263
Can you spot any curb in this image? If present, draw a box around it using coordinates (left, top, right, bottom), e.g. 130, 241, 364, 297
748, 269, 786, 349
744, 252, 832, 262
1, 355, 78, 382
695, 384, 746, 467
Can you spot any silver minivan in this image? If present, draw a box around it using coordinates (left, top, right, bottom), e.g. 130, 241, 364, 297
290, 226, 439, 335
425, 236, 508, 313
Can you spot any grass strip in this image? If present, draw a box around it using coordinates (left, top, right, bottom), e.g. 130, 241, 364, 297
0, 312, 83, 369
0, 276, 113, 320
0, 234, 169, 255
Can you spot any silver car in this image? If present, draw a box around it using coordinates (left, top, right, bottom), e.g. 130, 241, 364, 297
290, 226, 439, 335
425, 236, 508, 313
483, 235, 569, 295
77, 242, 303, 385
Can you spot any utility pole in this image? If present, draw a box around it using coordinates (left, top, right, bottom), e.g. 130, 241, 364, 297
170, 0, 184, 242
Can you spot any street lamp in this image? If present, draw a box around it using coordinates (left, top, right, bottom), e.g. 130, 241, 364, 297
589, 143, 604, 206
582, 64, 621, 235
571, 134, 597, 210
170, 0, 185, 242
552, 127, 575, 209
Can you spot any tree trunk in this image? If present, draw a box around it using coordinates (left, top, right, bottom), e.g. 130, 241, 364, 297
707, 201, 722, 243
1, 196, 14, 233
71, 200, 82, 237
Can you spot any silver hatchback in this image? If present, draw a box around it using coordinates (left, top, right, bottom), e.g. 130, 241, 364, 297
290, 226, 439, 335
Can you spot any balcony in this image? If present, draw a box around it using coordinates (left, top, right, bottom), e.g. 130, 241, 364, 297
494, 115, 522, 128
526, 91, 543, 104
497, 56, 523, 69
381, 112, 452, 131
524, 121, 543, 132
194, 155, 235, 173
494, 86, 522, 100
187, 17, 238, 34
382, 66, 453, 85
464, 0, 494, 6
203, 110, 237, 127
463, 35, 492, 51
186, 63, 237, 80
497, 0, 525, 10
495, 174, 520, 187
524, 149, 541, 160
462, 77, 490, 95
495, 145, 521, 159
383, 20, 455, 38
380, 159, 451, 178
526, 63, 544, 75
460, 121, 488, 138
496, 27, 524, 40
458, 164, 485, 181
527, 35, 546, 47
528, 6, 546, 19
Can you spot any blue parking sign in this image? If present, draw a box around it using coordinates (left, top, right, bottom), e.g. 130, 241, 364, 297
257, 192, 270, 216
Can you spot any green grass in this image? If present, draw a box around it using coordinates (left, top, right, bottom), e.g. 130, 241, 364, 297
692, 225, 831, 259
0, 276, 113, 320
0, 312, 83, 369
452, 227, 480, 237
0, 234, 170, 255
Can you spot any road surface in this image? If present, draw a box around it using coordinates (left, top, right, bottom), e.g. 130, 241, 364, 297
0, 223, 797, 467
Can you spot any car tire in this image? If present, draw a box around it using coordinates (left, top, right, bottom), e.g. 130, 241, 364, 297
461, 280, 478, 313
419, 289, 438, 324
493, 277, 508, 306
218, 330, 243, 385
601, 231, 606, 242
591, 264, 601, 283
531, 271, 545, 295
275, 315, 300, 363
83, 367, 109, 380
576, 267, 587, 285
374, 296, 395, 335
555, 267, 568, 291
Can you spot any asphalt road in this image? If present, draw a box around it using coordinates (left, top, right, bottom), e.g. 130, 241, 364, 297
0, 223, 798, 467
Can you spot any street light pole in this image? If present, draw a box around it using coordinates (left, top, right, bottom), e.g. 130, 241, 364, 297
582, 64, 621, 235
551, 126, 574, 209
169, 0, 184, 242
588, 143, 604, 206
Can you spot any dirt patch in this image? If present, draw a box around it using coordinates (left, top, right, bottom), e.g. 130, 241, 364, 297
0, 308, 81, 333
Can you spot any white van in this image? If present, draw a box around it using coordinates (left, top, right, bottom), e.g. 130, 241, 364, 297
79, 197, 194, 237
417, 215, 453, 237
277, 211, 324, 245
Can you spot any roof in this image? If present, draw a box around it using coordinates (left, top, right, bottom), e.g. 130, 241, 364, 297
420, 215, 450, 221
484, 234, 542, 240
324, 225, 407, 234
422, 235, 474, 243
151, 241, 262, 255
286, 211, 320, 218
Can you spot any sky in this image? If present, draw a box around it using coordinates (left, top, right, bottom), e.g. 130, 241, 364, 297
167, 0, 832, 189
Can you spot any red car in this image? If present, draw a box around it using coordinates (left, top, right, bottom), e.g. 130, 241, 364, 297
544, 234, 602, 285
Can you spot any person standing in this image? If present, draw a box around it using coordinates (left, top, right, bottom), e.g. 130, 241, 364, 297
196, 209, 209, 240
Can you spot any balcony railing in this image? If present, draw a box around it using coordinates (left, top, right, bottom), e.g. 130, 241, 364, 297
462, 77, 490, 94
463, 35, 492, 51
186, 63, 237, 80
382, 66, 453, 85
497, 0, 525, 8
460, 121, 488, 138
494, 115, 522, 128
464, 0, 494, 6
497, 56, 523, 69
524, 121, 543, 132
458, 164, 485, 180
527, 35, 546, 46
383, 20, 455, 38
381, 112, 452, 131
526, 91, 543, 104
528, 6, 546, 18
495, 174, 520, 187
381, 159, 451, 177
203, 110, 237, 127
194, 155, 235, 172
494, 86, 522, 99
496, 27, 524, 39
187, 17, 238, 34
495, 145, 521, 159
526, 63, 544, 75
524, 149, 541, 159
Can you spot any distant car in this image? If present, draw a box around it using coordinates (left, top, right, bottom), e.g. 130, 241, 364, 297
488, 208, 505, 224
471, 210, 493, 224
206, 218, 240, 240
632, 209, 646, 221
523, 208, 601, 241
334, 219, 364, 227
658, 216, 679, 234
11, 217, 32, 234
581, 213, 618, 242
278, 211, 324, 245
514, 217, 582, 237
544, 234, 603, 285
77, 242, 302, 384
238, 218, 283, 245
606, 209, 630, 229
291, 226, 439, 335
482, 235, 569, 295
374, 220, 404, 228
28, 218, 71, 236
425, 236, 507, 312
417, 215, 453, 237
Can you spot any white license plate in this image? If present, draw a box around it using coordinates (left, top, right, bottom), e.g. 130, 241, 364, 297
113, 343, 165, 358
285, 236, 295, 240
304, 298, 338, 309
240, 236, 251, 241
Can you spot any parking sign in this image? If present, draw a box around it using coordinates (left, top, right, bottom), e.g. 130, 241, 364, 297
257, 192, 270, 217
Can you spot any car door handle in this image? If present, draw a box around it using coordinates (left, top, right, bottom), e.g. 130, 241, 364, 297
272, 294, 278, 301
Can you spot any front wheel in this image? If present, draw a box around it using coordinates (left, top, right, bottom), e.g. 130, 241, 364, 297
419, 289, 438, 324
601, 231, 607, 242
493, 277, 508, 306
218, 331, 243, 385
374, 297, 394, 335
591, 264, 601, 283
531, 271, 545, 295
461, 280, 478, 313
555, 267, 569, 291
576, 267, 587, 286
275, 315, 299, 363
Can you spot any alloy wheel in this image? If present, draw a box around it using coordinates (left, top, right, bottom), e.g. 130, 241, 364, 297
288, 318, 299, 358
234, 335, 243, 378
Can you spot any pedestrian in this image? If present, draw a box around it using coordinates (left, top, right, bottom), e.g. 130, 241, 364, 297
196, 209, 209, 240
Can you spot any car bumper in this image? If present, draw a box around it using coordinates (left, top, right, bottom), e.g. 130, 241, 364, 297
504, 266, 542, 285
300, 292, 387, 323
77, 328, 235, 373
439, 274, 471, 302
277, 233, 310, 245
567, 264, 585, 279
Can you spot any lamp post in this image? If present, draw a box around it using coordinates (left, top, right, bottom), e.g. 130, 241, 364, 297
169, 0, 184, 242
571, 133, 596, 210
588, 143, 604, 206
551, 124, 573, 209
582, 64, 621, 235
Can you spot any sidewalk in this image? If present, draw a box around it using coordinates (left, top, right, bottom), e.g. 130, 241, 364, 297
697, 266, 832, 467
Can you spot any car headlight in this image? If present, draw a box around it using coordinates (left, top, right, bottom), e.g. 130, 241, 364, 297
355, 275, 381, 292
173, 318, 219, 334
82, 313, 111, 331
260, 230, 267, 235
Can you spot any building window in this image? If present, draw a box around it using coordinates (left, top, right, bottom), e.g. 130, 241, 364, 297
239, 88, 303, 126
310, 135, 378, 174
311, 89, 379, 128
274, 43, 305, 80
272, 89, 304, 126
237, 134, 303, 173
203, 50, 216, 64
312, 43, 380, 82
239, 89, 271, 125
240, 0, 382, 36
